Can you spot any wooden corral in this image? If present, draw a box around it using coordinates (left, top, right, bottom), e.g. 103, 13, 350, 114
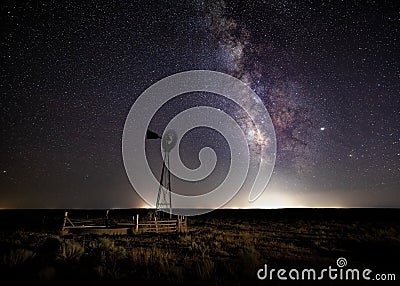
60, 211, 187, 236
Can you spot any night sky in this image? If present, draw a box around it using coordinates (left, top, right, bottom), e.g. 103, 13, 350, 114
1, 0, 399, 209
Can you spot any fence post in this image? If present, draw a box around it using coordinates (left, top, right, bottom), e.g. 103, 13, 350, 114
62, 211, 68, 230
135, 214, 139, 233
105, 210, 109, 228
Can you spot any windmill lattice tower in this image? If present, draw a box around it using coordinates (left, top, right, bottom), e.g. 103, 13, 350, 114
155, 129, 177, 219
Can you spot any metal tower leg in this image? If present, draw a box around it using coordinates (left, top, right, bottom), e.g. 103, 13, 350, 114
156, 151, 172, 219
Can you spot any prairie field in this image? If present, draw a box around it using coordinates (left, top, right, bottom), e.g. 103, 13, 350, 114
0, 209, 399, 285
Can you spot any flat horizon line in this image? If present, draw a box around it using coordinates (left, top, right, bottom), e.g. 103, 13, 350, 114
1, 206, 399, 211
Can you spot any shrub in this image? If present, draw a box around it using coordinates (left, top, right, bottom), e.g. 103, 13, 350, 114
1, 248, 35, 267
60, 240, 84, 261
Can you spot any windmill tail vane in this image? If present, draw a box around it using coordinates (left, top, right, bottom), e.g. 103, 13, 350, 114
146, 129, 161, 139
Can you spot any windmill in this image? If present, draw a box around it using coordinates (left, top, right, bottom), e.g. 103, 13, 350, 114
146, 129, 177, 219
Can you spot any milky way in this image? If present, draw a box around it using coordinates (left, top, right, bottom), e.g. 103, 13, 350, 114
200, 0, 321, 174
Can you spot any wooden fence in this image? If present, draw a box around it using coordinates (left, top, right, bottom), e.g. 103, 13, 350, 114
61, 211, 187, 235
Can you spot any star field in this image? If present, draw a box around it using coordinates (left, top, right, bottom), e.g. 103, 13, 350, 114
1, 0, 399, 208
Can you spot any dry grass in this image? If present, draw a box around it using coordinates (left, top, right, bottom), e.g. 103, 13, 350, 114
0, 210, 399, 284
